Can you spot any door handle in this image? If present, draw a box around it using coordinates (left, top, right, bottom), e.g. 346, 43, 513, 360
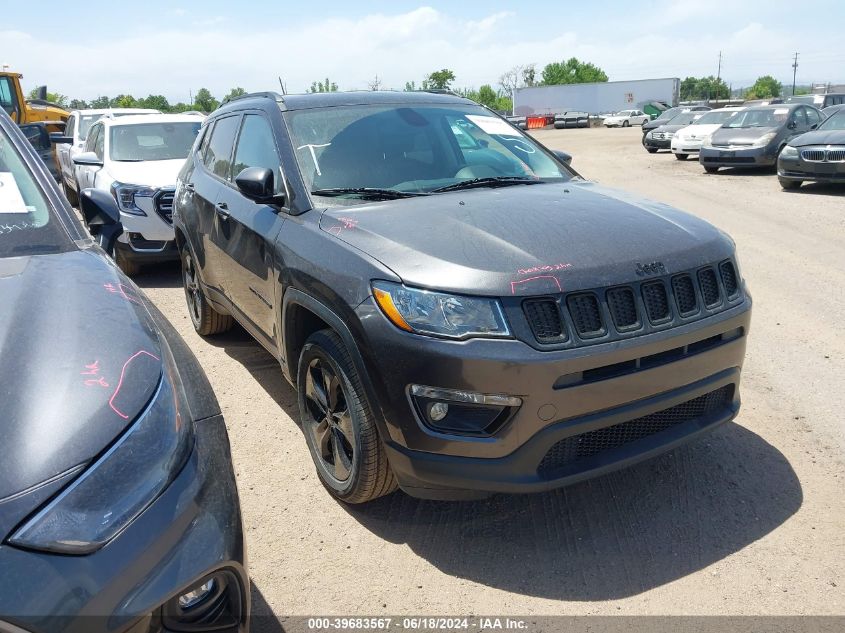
215, 201, 231, 220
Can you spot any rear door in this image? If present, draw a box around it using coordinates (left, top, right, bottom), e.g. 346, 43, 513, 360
215, 112, 288, 344
190, 114, 241, 300
76, 123, 103, 189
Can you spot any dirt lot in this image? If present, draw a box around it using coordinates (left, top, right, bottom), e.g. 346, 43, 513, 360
136, 126, 844, 621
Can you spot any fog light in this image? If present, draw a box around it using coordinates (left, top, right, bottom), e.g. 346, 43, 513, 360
178, 579, 215, 609
429, 402, 449, 421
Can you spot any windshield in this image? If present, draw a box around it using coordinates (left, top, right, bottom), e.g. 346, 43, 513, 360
694, 110, 742, 125
285, 104, 573, 201
655, 108, 681, 120
819, 110, 845, 130
667, 112, 701, 126
109, 121, 201, 162
1, 127, 72, 257
723, 107, 789, 128
614, 110, 634, 116
79, 114, 102, 140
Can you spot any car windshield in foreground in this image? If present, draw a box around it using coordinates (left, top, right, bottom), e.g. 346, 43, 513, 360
694, 110, 741, 125
109, 121, 201, 162
818, 110, 845, 131
723, 108, 789, 128
0, 129, 71, 257
285, 103, 572, 202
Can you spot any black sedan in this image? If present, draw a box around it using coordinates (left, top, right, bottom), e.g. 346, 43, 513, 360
699, 104, 824, 173
0, 110, 247, 632
642, 111, 707, 153
778, 104, 845, 189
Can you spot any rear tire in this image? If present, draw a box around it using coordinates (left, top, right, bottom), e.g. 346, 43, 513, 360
646, 148, 658, 154
622, 120, 630, 127
779, 177, 801, 190
180, 244, 233, 335
675, 153, 688, 160
298, 329, 397, 504
704, 166, 719, 174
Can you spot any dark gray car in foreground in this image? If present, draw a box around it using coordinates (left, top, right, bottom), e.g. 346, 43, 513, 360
699, 103, 824, 172
0, 110, 247, 633
173, 90, 751, 503
777, 104, 845, 189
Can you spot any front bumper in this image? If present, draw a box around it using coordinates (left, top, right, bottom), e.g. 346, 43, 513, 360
354, 296, 752, 500
778, 155, 845, 182
115, 238, 180, 264
671, 138, 703, 154
0, 416, 248, 633
699, 144, 776, 168
643, 135, 672, 150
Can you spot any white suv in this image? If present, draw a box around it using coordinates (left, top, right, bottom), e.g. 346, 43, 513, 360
73, 113, 203, 275
55, 108, 160, 206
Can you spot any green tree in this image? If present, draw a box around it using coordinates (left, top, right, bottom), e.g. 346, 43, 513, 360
423, 69, 456, 90
138, 94, 170, 111
541, 57, 608, 85
225, 87, 247, 101
27, 88, 68, 107
68, 98, 89, 110
89, 95, 111, 109
680, 75, 729, 100
403, 80, 417, 92
193, 88, 219, 112
110, 94, 137, 108
494, 96, 513, 113
475, 84, 498, 108
309, 78, 338, 93
746, 75, 781, 99
170, 102, 191, 113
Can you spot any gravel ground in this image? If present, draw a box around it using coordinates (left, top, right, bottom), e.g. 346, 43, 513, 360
135, 125, 844, 623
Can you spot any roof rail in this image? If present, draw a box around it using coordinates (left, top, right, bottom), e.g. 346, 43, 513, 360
220, 91, 285, 106
418, 88, 461, 97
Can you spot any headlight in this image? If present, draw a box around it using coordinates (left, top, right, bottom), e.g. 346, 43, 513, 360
780, 145, 799, 158
751, 132, 777, 148
9, 344, 193, 554
372, 281, 510, 339
111, 182, 155, 216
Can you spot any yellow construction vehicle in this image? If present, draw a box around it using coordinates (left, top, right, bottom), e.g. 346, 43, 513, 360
0, 69, 69, 132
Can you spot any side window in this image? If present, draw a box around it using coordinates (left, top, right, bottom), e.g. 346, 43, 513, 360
805, 107, 821, 126
203, 115, 240, 181
0, 76, 16, 115
790, 108, 807, 127
65, 115, 76, 140
85, 124, 100, 152
232, 115, 283, 194
94, 126, 105, 160
196, 121, 215, 163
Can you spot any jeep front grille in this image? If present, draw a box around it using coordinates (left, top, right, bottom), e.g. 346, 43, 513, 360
519, 260, 742, 347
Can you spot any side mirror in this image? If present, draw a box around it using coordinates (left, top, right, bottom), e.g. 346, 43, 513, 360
79, 188, 123, 254
235, 167, 285, 205
787, 120, 797, 130
810, 123, 818, 130
553, 149, 573, 165
73, 152, 103, 167
50, 133, 74, 145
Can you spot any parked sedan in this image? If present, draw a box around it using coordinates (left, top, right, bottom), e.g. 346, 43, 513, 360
0, 110, 247, 632
671, 107, 745, 160
642, 111, 706, 153
603, 109, 649, 127
699, 104, 824, 173
642, 105, 710, 136
777, 104, 845, 189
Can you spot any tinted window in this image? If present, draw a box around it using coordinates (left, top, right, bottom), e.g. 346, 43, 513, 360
203, 115, 240, 180
819, 110, 845, 130
1, 127, 72, 256
109, 121, 201, 161
232, 115, 282, 194
791, 108, 807, 126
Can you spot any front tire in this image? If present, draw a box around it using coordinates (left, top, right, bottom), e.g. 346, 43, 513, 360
704, 166, 719, 174
180, 244, 233, 335
675, 153, 688, 160
779, 177, 801, 190
646, 147, 658, 153
622, 120, 630, 127
298, 329, 397, 504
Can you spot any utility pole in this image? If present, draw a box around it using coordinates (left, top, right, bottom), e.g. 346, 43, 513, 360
716, 51, 723, 100
792, 52, 799, 95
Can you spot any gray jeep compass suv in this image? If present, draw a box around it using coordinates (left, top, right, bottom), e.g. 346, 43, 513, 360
173, 91, 751, 503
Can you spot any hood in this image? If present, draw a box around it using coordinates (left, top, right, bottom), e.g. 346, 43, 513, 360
789, 129, 845, 147
0, 249, 161, 535
676, 123, 722, 139
105, 158, 185, 188
319, 181, 734, 297
710, 126, 779, 145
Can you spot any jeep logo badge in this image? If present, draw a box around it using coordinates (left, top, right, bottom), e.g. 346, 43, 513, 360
636, 261, 666, 276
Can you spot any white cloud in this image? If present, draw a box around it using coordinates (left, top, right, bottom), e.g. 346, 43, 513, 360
2, 5, 841, 103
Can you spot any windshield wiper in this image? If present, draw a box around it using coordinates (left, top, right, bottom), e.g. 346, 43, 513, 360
114, 158, 144, 162
310, 187, 428, 200
431, 176, 542, 193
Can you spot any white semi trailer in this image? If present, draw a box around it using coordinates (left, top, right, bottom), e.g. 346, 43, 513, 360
514, 78, 680, 116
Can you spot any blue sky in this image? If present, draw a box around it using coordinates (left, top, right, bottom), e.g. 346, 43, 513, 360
2, 0, 844, 102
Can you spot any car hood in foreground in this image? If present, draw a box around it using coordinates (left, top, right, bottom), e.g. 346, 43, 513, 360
788, 129, 845, 147
710, 126, 780, 145
320, 181, 734, 296
105, 158, 186, 188
0, 249, 161, 524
